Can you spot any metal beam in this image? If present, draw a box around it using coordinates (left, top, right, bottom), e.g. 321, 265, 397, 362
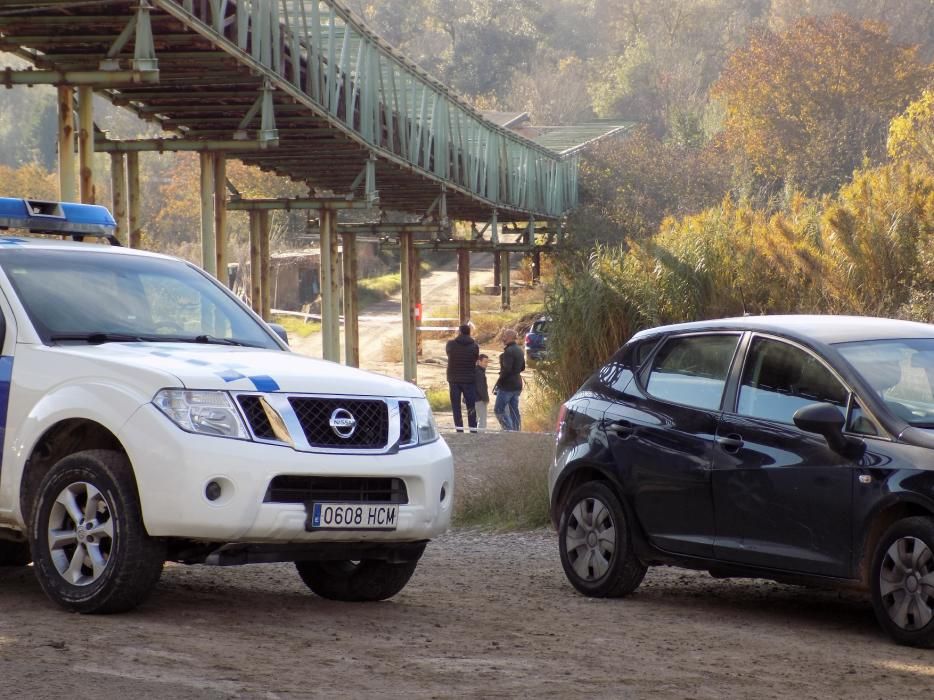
1, 67, 159, 86
94, 138, 275, 152
259, 209, 271, 321
226, 197, 371, 211
319, 208, 340, 362
214, 153, 228, 286
499, 251, 511, 311
56, 85, 75, 202
77, 86, 96, 204
127, 151, 142, 247
110, 152, 128, 243
199, 151, 216, 276
341, 231, 359, 367
457, 249, 470, 325
249, 211, 262, 315
400, 229, 417, 383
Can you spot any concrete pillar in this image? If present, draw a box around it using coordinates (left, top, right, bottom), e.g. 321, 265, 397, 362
249, 211, 262, 315
127, 151, 142, 248
199, 152, 217, 276
341, 231, 359, 367
109, 153, 127, 244
457, 249, 471, 325
319, 208, 340, 361
57, 86, 76, 202
259, 210, 271, 321
500, 251, 511, 310
214, 153, 228, 286
400, 230, 417, 383
77, 86, 96, 204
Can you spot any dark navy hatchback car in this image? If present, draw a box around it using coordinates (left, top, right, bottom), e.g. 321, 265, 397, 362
550, 315, 934, 646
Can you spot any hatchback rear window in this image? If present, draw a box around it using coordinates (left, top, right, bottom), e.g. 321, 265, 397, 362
645, 334, 739, 410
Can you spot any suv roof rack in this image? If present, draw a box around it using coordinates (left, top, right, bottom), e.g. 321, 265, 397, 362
0, 198, 120, 245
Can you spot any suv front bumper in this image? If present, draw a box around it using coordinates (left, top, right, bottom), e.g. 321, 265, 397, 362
124, 405, 454, 543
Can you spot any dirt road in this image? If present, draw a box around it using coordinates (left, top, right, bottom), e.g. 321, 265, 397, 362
0, 526, 930, 699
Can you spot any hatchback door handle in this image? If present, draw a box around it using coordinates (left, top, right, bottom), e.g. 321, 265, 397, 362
717, 434, 744, 452
607, 421, 634, 438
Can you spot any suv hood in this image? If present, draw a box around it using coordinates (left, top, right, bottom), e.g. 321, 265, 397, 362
53, 343, 423, 398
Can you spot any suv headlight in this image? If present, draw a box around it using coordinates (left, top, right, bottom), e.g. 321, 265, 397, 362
153, 389, 249, 440
411, 397, 439, 444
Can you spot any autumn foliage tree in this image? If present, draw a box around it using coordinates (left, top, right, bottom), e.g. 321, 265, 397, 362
713, 15, 931, 194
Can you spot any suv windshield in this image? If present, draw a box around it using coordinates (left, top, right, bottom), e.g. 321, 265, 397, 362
0, 248, 280, 349
836, 338, 934, 426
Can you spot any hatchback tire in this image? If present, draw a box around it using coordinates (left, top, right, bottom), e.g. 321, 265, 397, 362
558, 481, 646, 597
871, 516, 934, 647
29, 450, 166, 613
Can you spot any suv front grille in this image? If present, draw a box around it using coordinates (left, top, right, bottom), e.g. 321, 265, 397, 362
265, 476, 408, 504
288, 397, 389, 448
237, 395, 277, 440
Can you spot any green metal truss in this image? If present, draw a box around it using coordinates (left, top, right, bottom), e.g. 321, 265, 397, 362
166, 0, 579, 218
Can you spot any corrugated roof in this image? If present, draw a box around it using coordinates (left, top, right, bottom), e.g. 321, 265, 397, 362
529, 122, 636, 155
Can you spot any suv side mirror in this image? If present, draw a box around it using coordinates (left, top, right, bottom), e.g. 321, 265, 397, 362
267, 322, 289, 346
793, 402, 863, 458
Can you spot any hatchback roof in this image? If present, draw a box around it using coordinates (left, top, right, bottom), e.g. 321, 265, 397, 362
631, 315, 934, 345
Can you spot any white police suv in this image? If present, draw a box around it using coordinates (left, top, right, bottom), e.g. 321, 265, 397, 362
0, 198, 453, 612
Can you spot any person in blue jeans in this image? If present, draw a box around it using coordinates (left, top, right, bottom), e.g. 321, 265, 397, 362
493, 328, 525, 431
445, 323, 480, 432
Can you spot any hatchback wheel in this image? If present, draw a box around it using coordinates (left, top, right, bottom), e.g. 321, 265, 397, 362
871, 517, 934, 646
29, 450, 166, 613
558, 481, 646, 597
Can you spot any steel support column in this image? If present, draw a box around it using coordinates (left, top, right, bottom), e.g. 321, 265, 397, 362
57, 86, 76, 202
77, 86, 96, 204
259, 210, 271, 321
109, 153, 128, 244
249, 211, 262, 315
127, 151, 142, 248
492, 253, 501, 292
457, 249, 471, 325
319, 208, 341, 362
341, 231, 359, 367
214, 153, 228, 286
500, 251, 511, 310
531, 250, 541, 285
199, 152, 216, 276
414, 248, 423, 357
400, 230, 417, 383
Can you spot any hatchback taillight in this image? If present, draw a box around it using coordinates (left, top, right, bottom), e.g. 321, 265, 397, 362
555, 404, 569, 440
525, 333, 532, 346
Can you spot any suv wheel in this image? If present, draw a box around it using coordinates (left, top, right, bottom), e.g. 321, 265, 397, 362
29, 449, 166, 613
296, 552, 423, 602
871, 516, 934, 646
558, 481, 646, 598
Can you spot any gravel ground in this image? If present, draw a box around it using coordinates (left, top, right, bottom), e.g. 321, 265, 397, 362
1, 526, 932, 699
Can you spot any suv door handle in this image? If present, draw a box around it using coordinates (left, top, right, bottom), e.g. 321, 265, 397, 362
717, 433, 744, 453
606, 421, 634, 439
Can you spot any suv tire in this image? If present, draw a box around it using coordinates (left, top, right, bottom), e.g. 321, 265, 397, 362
296, 555, 422, 602
29, 449, 166, 613
558, 481, 646, 598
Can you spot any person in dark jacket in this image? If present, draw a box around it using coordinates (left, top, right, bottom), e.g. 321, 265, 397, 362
475, 354, 490, 430
494, 328, 525, 431
446, 324, 479, 432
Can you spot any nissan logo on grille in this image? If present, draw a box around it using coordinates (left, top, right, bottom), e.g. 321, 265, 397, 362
328, 408, 357, 438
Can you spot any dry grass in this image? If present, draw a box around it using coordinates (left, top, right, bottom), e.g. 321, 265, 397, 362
522, 383, 561, 433
271, 315, 321, 339
454, 458, 551, 529
380, 335, 403, 362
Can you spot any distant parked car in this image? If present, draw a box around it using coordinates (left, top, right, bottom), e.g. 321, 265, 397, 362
525, 316, 550, 363
550, 314, 934, 646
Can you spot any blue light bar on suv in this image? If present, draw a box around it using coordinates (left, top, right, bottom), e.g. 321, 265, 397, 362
0, 198, 118, 242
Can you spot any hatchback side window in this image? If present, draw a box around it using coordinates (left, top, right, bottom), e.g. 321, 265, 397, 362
737, 337, 848, 424
645, 334, 739, 410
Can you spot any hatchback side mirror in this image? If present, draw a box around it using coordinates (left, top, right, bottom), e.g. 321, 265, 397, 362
793, 402, 863, 458
267, 322, 289, 346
